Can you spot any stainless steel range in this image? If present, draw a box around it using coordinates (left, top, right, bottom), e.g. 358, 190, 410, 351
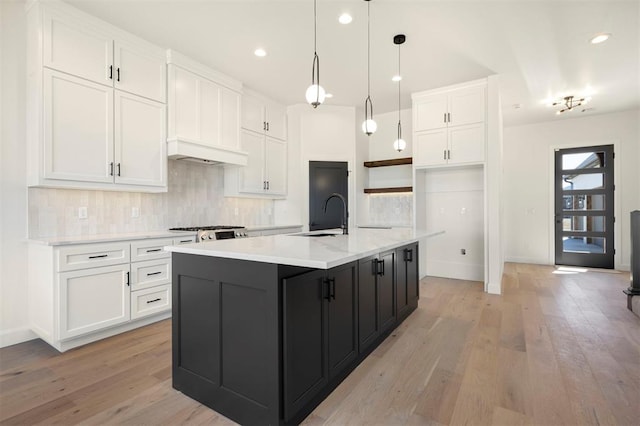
169, 226, 248, 242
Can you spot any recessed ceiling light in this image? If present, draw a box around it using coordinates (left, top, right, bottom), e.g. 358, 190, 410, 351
338, 13, 352, 24
254, 48, 267, 57
325, 93, 333, 99
392, 75, 402, 82
590, 33, 611, 44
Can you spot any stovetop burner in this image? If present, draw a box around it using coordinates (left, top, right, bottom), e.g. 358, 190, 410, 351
170, 226, 243, 231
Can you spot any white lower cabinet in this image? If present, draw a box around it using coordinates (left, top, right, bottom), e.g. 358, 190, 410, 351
28, 236, 177, 352
59, 264, 131, 340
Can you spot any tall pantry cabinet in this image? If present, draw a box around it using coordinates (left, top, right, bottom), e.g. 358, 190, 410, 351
27, 1, 168, 192
412, 77, 503, 294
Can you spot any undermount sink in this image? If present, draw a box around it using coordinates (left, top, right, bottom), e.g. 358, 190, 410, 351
293, 232, 339, 237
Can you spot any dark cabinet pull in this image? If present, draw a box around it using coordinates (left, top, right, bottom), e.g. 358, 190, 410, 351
116, 67, 120, 82
146, 298, 161, 304
109, 65, 113, 80
444, 150, 447, 160
126, 271, 130, 286
323, 278, 331, 301
146, 248, 162, 253
88, 254, 108, 259
377, 259, 385, 276
443, 112, 446, 123
404, 248, 413, 262
179, 239, 192, 243
447, 112, 451, 123
263, 121, 266, 131
266, 122, 270, 131
330, 278, 336, 300
147, 271, 162, 276
109, 162, 114, 176
117, 163, 121, 176
266, 181, 270, 190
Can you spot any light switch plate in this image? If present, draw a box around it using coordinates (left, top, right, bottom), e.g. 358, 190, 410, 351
78, 207, 87, 219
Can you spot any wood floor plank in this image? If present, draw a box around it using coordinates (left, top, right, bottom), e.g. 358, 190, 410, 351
1, 263, 637, 426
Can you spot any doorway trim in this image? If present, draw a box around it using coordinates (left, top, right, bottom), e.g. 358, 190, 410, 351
548, 140, 621, 269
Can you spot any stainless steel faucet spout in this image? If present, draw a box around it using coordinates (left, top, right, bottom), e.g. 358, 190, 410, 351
323, 193, 348, 235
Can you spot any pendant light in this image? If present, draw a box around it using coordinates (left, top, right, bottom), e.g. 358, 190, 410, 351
361, 0, 377, 135
305, 0, 325, 107
393, 34, 406, 152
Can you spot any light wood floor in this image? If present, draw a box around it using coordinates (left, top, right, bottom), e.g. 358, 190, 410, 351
1, 263, 638, 425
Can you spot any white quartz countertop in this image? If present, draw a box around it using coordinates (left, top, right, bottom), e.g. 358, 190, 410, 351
245, 224, 303, 232
165, 228, 444, 269
29, 230, 196, 246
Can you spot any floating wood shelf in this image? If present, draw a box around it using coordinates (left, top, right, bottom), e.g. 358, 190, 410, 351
363, 157, 412, 168
364, 186, 413, 194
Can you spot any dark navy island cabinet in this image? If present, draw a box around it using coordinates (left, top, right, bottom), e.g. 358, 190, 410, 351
171, 242, 419, 426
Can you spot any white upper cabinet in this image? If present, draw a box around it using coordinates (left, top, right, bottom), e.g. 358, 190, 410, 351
264, 137, 287, 195
413, 81, 486, 167
241, 92, 287, 141
238, 130, 267, 194
43, 7, 113, 86
114, 91, 166, 187
114, 39, 166, 103
43, 69, 114, 183
29, 1, 167, 192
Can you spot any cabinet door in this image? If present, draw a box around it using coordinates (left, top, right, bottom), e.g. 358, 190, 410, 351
220, 87, 241, 151
59, 264, 130, 339
448, 86, 485, 127
413, 94, 447, 132
358, 256, 379, 353
265, 100, 287, 141
114, 40, 166, 102
448, 123, 485, 165
114, 91, 166, 187
241, 94, 266, 134
264, 137, 287, 195
283, 269, 328, 422
396, 244, 419, 320
43, 8, 113, 86
414, 129, 448, 167
327, 262, 357, 379
238, 130, 266, 193
406, 244, 419, 310
44, 69, 114, 183
378, 250, 396, 334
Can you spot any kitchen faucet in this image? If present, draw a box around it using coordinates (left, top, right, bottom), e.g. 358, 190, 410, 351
323, 192, 348, 235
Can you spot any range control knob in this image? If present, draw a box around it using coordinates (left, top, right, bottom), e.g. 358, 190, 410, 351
208, 234, 214, 240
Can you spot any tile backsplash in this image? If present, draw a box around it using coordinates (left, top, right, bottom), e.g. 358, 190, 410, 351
28, 161, 274, 238
367, 193, 412, 227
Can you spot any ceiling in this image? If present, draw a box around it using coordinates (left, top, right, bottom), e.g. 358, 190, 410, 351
65, 0, 640, 127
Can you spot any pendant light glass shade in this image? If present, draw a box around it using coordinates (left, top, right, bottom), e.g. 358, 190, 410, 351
393, 34, 406, 152
361, 0, 376, 135
306, 0, 324, 108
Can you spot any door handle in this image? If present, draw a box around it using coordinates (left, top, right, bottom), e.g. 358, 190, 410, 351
116, 67, 120, 82
266, 122, 270, 131
109, 65, 113, 80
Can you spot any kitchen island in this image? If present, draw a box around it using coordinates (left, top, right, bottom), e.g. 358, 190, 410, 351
165, 228, 443, 425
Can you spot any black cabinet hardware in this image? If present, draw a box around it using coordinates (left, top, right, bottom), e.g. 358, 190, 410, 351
266, 181, 270, 190
116, 67, 120, 82
447, 112, 451, 122
329, 278, 336, 300
371, 259, 377, 276
179, 239, 192, 243
109, 162, 114, 176
266, 122, 270, 131
146, 298, 161, 304
377, 259, 385, 276
404, 248, 413, 262
116, 163, 121, 176
263, 121, 266, 131
125, 271, 130, 286
88, 254, 108, 259
109, 65, 113, 80
147, 271, 162, 276
323, 278, 332, 301
146, 248, 162, 253
444, 150, 447, 160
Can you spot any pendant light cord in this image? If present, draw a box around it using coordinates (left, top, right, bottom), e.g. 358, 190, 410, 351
397, 41, 402, 139
312, 0, 319, 93
367, 0, 371, 97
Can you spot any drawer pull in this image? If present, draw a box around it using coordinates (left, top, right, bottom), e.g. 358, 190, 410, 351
88, 254, 108, 259
147, 271, 162, 276
179, 239, 192, 243
146, 248, 162, 253
146, 298, 162, 304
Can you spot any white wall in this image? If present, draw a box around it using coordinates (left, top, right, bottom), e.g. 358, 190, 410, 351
274, 104, 357, 231
503, 109, 640, 269
1, 0, 33, 347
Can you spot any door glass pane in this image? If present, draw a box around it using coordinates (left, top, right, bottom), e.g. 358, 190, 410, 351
562, 216, 605, 232
563, 237, 605, 254
562, 173, 603, 190
562, 152, 604, 170
562, 194, 605, 211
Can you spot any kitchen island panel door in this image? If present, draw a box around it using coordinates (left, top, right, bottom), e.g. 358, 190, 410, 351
220, 282, 270, 406
358, 256, 379, 353
283, 269, 328, 421
328, 262, 358, 379
175, 275, 220, 384
378, 250, 397, 334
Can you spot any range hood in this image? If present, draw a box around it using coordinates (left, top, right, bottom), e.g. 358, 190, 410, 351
167, 137, 248, 166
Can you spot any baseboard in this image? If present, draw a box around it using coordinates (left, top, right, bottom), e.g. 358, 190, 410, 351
0, 327, 38, 349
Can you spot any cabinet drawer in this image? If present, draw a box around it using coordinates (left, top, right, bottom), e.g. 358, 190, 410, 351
131, 258, 170, 291
173, 235, 196, 245
131, 284, 171, 320
130, 238, 172, 262
57, 242, 130, 272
